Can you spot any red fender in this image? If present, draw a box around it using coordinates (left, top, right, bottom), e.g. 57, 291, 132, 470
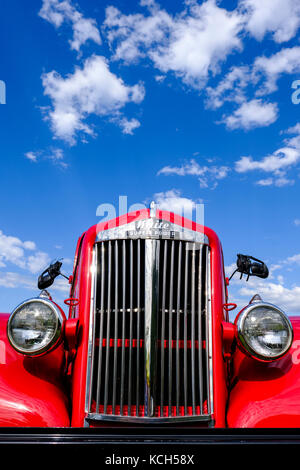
227, 317, 300, 428
0, 314, 70, 427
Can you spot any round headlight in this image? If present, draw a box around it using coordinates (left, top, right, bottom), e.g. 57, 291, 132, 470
236, 302, 293, 361
7, 298, 63, 356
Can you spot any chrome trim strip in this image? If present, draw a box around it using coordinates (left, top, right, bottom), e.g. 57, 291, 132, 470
128, 239, 134, 415
160, 240, 167, 417
176, 241, 182, 416
112, 240, 119, 414
136, 239, 141, 416
191, 243, 196, 415
97, 216, 208, 244
95, 243, 105, 413
206, 248, 214, 415
168, 240, 174, 416
86, 413, 212, 424
144, 239, 160, 417
183, 244, 189, 415
120, 240, 126, 415
198, 244, 203, 415
103, 241, 112, 414
85, 246, 97, 413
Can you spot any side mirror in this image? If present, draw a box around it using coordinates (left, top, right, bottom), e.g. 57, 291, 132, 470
230, 254, 269, 281
38, 260, 65, 290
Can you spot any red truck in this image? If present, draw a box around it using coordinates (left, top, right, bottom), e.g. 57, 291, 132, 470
0, 204, 298, 428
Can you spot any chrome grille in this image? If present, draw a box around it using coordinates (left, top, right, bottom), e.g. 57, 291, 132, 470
86, 238, 212, 423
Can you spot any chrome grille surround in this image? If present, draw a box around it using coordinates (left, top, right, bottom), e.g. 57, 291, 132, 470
85, 216, 213, 424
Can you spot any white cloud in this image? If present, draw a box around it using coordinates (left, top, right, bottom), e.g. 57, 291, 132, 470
39, 0, 101, 51
206, 65, 250, 109
25, 148, 68, 169
221, 99, 278, 130
42, 55, 145, 144
104, 0, 244, 89
118, 117, 141, 135
294, 219, 300, 226
0, 271, 69, 294
47, 148, 68, 169
153, 189, 197, 216
256, 176, 294, 187
25, 151, 38, 163
158, 158, 230, 189
0, 231, 35, 269
228, 249, 300, 314
253, 46, 300, 95
0, 230, 49, 274
206, 46, 300, 122
236, 146, 300, 173
0, 272, 36, 290
27, 252, 51, 275
235, 123, 300, 186
238, 280, 300, 313
240, 0, 300, 43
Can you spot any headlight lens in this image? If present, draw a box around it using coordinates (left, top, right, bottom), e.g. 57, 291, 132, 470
7, 299, 63, 355
237, 302, 293, 361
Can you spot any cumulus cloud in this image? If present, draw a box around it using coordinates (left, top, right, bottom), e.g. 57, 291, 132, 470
253, 46, 300, 95
152, 189, 199, 219
238, 280, 300, 313
0, 272, 36, 290
104, 0, 244, 89
235, 123, 300, 186
227, 251, 300, 313
0, 230, 49, 274
221, 99, 278, 130
206, 46, 300, 127
158, 158, 230, 189
117, 117, 141, 135
42, 55, 145, 144
206, 65, 250, 110
39, 0, 101, 51
0, 271, 69, 293
240, 0, 300, 43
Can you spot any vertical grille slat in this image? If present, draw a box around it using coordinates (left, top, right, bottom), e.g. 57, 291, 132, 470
160, 240, 167, 417
168, 241, 174, 417
95, 243, 105, 413
191, 243, 196, 415
87, 237, 212, 423
112, 241, 118, 414
103, 241, 112, 414
198, 244, 204, 415
128, 240, 133, 416
120, 240, 126, 415
183, 244, 189, 415
136, 239, 141, 416
176, 241, 182, 416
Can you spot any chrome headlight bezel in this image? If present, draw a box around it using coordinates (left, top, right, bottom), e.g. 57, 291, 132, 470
7, 298, 64, 356
236, 301, 293, 361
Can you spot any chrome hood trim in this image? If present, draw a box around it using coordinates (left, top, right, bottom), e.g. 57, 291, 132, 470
96, 216, 208, 244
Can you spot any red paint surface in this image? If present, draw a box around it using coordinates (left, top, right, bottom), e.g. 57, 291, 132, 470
0, 314, 69, 426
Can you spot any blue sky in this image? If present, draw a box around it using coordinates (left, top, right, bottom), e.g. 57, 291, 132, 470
1, 0, 300, 318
